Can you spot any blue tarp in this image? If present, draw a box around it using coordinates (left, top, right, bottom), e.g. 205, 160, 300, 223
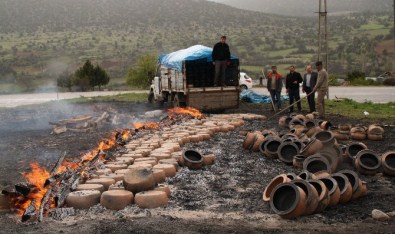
240, 90, 289, 103
159, 45, 237, 71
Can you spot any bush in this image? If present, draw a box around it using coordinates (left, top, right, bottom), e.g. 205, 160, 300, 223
351, 78, 377, 86
383, 78, 395, 86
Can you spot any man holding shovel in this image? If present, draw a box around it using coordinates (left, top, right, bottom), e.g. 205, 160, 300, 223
266, 65, 283, 111
312, 61, 329, 118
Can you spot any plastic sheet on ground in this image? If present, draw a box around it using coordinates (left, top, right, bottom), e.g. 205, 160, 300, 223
240, 89, 289, 103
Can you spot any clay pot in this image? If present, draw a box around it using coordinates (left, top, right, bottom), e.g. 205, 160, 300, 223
278, 116, 287, 128
293, 155, 306, 169
292, 139, 304, 151
381, 151, 395, 176
305, 120, 317, 129
314, 131, 335, 147
345, 142, 368, 162
291, 179, 319, 216
303, 154, 331, 174
319, 145, 341, 172
351, 180, 368, 200
319, 120, 333, 130
251, 134, 265, 152
263, 138, 282, 159
182, 149, 203, 170
289, 118, 305, 129
281, 133, 298, 141
286, 173, 301, 181
263, 174, 291, 202
307, 179, 330, 213
313, 170, 330, 179
338, 169, 365, 200
243, 132, 256, 150
305, 126, 322, 138
300, 138, 323, 156
318, 176, 341, 206
290, 127, 304, 138
277, 142, 300, 165
338, 124, 352, 131
367, 124, 384, 135
350, 127, 367, 140
305, 113, 314, 120
367, 134, 383, 141
269, 182, 307, 219
298, 170, 317, 180
331, 173, 353, 204
354, 149, 382, 175
332, 129, 350, 141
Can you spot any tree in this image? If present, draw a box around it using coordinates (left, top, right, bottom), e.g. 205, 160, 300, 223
93, 65, 110, 90
73, 60, 94, 91
57, 71, 73, 91
126, 54, 157, 89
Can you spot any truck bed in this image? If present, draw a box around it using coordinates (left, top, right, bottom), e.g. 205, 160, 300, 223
187, 86, 239, 111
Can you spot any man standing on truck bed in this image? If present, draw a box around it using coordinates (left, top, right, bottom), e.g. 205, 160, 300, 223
212, 35, 231, 87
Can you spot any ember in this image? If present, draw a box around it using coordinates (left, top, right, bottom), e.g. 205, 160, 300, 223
132, 122, 159, 129
167, 107, 205, 119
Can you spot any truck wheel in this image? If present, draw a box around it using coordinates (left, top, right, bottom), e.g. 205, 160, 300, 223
240, 85, 248, 90
173, 94, 186, 108
148, 91, 154, 103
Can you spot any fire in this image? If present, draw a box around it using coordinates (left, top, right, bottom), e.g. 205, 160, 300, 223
167, 107, 205, 119
133, 122, 159, 129
16, 163, 50, 215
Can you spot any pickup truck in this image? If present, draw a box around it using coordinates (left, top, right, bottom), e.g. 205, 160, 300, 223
148, 45, 240, 111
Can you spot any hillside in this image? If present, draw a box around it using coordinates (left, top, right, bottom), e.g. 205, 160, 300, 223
209, 0, 393, 16
0, 0, 393, 93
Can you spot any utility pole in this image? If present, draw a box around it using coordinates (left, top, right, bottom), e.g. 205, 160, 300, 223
317, 0, 329, 98
317, 0, 328, 69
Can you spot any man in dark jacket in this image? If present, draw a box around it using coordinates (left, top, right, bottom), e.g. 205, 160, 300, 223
302, 65, 318, 113
285, 65, 303, 113
212, 35, 231, 86
266, 65, 283, 111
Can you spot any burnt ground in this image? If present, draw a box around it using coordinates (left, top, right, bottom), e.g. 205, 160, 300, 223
0, 100, 394, 233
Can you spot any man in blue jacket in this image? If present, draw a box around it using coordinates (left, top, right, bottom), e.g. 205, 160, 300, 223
212, 35, 231, 87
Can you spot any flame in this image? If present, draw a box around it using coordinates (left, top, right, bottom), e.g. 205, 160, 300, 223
15, 163, 50, 215
121, 129, 130, 140
133, 122, 159, 129
167, 107, 205, 119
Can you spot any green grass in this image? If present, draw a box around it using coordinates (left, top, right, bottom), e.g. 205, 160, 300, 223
326, 99, 395, 123
65, 93, 148, 103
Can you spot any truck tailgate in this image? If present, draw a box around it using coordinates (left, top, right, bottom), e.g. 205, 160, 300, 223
187, 87, 240, 111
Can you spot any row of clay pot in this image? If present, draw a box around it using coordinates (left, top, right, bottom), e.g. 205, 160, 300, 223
263, 169, 367, 219
279, 114, 385, 142
65, 113, 262, 210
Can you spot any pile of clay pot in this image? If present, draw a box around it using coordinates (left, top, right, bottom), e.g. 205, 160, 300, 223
242, 113, 395, 219
65, 113, 266, 211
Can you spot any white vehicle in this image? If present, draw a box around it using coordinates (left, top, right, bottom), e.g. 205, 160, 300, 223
239, 72, 253, 90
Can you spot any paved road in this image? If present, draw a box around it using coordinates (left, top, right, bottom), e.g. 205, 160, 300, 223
252, 86, 395, 103
0, 87, 393, 108
0, 90, 148, 108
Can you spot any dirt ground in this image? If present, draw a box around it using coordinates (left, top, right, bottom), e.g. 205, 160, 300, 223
0, 100, 394, 233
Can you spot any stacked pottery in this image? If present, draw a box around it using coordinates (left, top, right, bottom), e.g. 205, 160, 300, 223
381, 151, 395, 176
318, 176, 341, 207
354, 149, 382, 175
345, 142, 368, 163
291, 179, 319, 215
338, 169, 367, 200
350, 126, 367, 140
262, 174, 291, 201
333, 124, 351, 141
367, 124, 384, 141
307, 179, 330, 213
269, 183, 307, 219
330, 173, 353, 204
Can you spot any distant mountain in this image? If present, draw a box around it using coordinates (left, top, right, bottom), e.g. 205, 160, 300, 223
208, 0, 393, 16
0, 0, 276, 32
